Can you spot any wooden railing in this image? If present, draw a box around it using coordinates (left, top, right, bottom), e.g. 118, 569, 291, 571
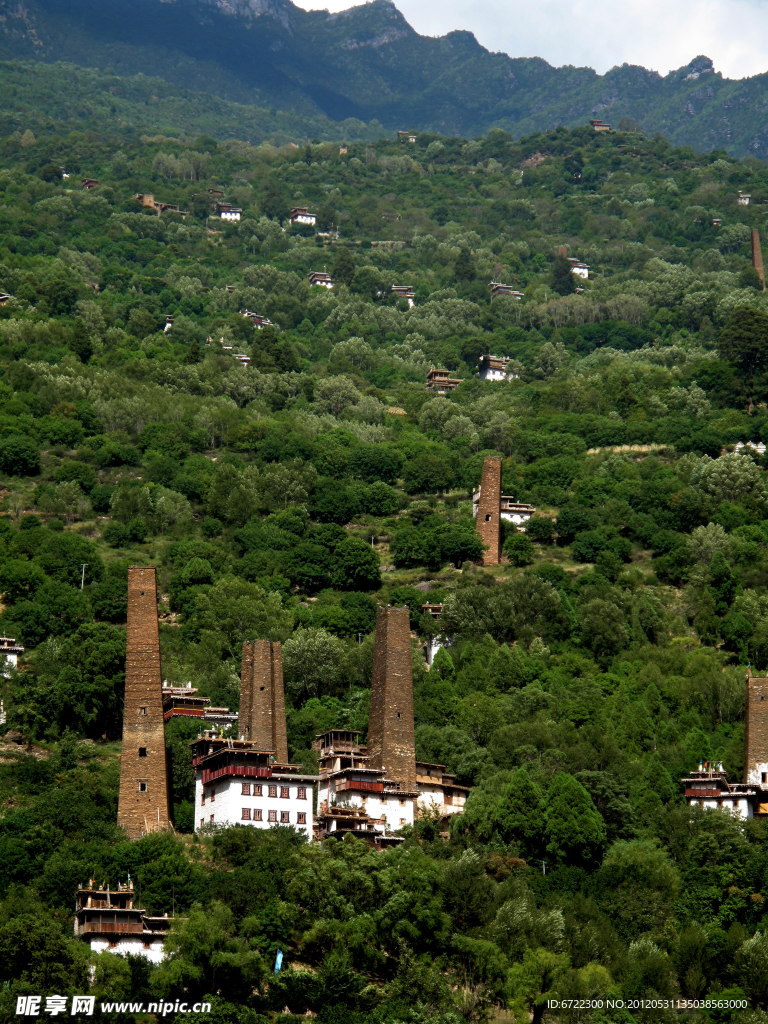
334, 779, 384, 794
201, 765, 272, 784
79, 921, 144, 935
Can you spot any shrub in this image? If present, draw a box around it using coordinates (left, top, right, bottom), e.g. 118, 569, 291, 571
0, 435, 41, 476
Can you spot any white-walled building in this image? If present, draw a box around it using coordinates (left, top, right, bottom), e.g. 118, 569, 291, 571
567, 258, 589, 279
315, 729, 468, 841
738, 191, 751, 206
472, 490, 535, 528
217, 203, 242, 222
478, 354, 517, 381
490, 281, 524, 301
290, 207, 316, 226
309, 270, 333, 289
191, 734, 317, 841
391, 285, 415, 307
0, 637, 23, 674
74, 880, 171, 964
681, 765, 758, 819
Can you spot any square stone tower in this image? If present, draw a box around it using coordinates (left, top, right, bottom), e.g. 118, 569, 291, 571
745, 673, 768, 788
117, 566, 171, 839
476, 455, 503, 565
753, 229, 766, 291
239, 640, 288, 763
368, 605, 416, 790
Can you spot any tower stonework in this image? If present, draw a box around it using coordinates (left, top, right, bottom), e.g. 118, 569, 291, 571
476, 456, 503, 565
745, 674, 768, 793
753, 229, 766, 291
239, 641, 288, 762
117, 566, 171, 839
368, 605, 416, 791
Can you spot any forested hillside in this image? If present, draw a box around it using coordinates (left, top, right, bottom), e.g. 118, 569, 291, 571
4, 120, 768, 1022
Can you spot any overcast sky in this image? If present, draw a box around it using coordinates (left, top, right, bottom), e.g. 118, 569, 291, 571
293, 0, 768, 80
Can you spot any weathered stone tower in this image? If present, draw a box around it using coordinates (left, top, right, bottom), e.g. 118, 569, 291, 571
239, 640, 288, 763
753, 230, 766, 291
117, 566, 171, 839
745, 672, 768, 788
476, 456, 503, 565
368, 605, 416, 790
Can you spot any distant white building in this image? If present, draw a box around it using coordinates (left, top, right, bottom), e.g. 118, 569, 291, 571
74, 880, 171, 964
309, 270, 333, 289
490, 281, 524, 301
568, 258, 589, 279
290, 207, 316, 226
191, 734, 316, 842
217, 203, 242, 222
479, 354, 516, 381
473, 490, 535, 527
0, 637, 23, 674
682, 764, 757, 820
735, 440, 767, 456
391, 285, 415, 308
738, 192, 751, 206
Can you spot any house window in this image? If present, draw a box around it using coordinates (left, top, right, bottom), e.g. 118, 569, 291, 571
717, 801, 723, 808
139, 706, 147, 716
253, 784, 263, 796
242, 808, 251, 820
200, 818, 204, 828
268, 810, 277, 822
139, 747, 147, 758
254, 809, 263, 821
268, 785, 277, 798
485, 514, 492, 522
201, 792, 205, 806
399, 798, 405, 805
445, 792, 453, 806
281, 811, 290, 823
242, 783, 251, 795
297, 787, 307, 800
210, 788, 215, 802
297, 812, 306, 825
280, 787, 290, 799
139, 782, 147, 793
762, 773, 766, 784
210, 815, 214, 823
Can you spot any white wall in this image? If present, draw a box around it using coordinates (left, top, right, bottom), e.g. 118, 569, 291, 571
89, 936, 166, 964
196, 774, 314, 840
318, 777, 415, 831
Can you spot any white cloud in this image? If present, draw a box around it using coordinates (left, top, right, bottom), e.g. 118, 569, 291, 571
294, 0, 768, 79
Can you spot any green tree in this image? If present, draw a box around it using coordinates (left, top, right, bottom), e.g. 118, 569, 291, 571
551, 254, 576, 295
454, 247, 476, 283
544, 773, 606, 867
504, 533, 534, 566
493, 768, 546, 857
718, 307, 768, 384
331, 247, 356, 287
331, 537, 380, 591
0, 435, 41, 476
193, 576, 293, 658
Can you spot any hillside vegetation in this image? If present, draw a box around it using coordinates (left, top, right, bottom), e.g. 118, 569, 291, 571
3, 121, 768, 1022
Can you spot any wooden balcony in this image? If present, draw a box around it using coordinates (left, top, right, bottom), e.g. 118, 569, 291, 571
201, 765, 272, 784
78, 921, 144, 935
334, 779, 384, 794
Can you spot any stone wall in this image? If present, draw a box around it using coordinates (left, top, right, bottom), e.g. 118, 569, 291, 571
239, 641, 288, 762
368, 606, 416, 790
117, 566, 171, 839
476, 455, 502, 565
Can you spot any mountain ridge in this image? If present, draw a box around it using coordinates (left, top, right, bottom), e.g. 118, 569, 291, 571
1, 0, 768, 155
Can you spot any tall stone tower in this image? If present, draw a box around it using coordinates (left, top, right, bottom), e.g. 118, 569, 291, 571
476, 455, 503, 565
753, 229, 766, 292
239, 640, 288, 763
745, 672, 768, 789
368, 605, 416, 790
117, 566, 171, 839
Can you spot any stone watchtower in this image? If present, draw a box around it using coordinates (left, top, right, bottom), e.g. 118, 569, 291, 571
367, 605, 416, 790
745, 673, 768, 797
239, 640, 288, 763
476, 456, 503, 565
117, 566, 171, 839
